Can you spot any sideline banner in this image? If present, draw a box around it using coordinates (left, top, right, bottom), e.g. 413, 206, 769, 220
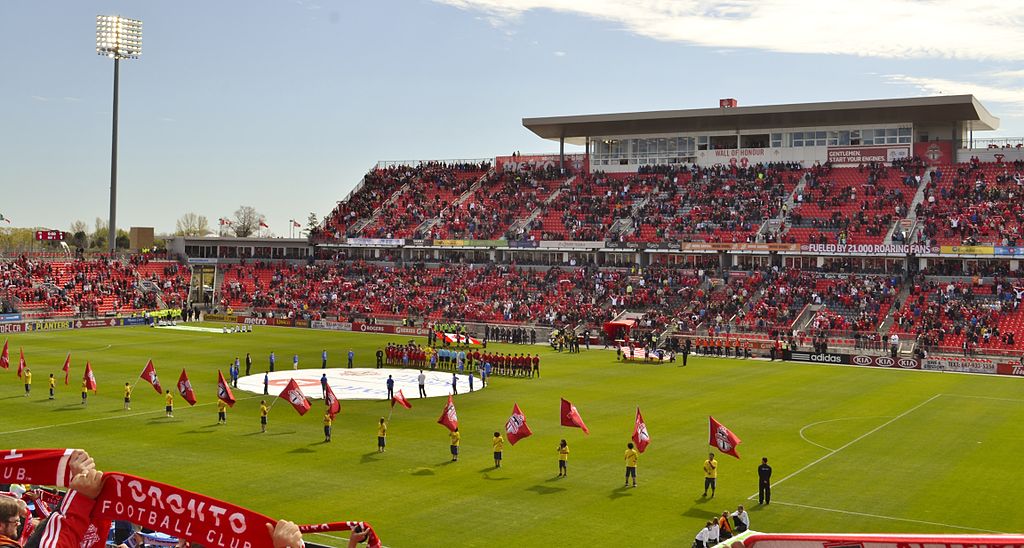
202, 313, 237, 322
996, 362, 1024, 377
309, 321, 430, 336
922, 356, 997, 374
784, 350, 921, 370
0, 313, 21, 322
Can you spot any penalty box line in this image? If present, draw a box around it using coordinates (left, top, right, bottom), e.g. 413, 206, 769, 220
748, 393, 942, 500
0, 395, 263, 438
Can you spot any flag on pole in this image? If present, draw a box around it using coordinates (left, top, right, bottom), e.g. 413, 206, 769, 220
17, 348, 26, 378
280, 379, 311, 416
216, 370, 236, 407
139, 360, 163, 394
560, 398, 589, 434
292, 220, 301, 228
0, 214, 10, 224
437, 394, 458, 432
505, 403, 533, 445
325, 383, 341, 419
0, 340, 8, 369
259, 220, 269, 229
632, 407, 651, 453
61, 354, 71, 386
177, 370, 197, 406
709, 416, 742, 459
391, 389, 412, 409
218, 218, 233, 226
83, 362, 97, 393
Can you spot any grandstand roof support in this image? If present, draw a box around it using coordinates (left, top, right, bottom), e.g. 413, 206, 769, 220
559, 135, 565, 174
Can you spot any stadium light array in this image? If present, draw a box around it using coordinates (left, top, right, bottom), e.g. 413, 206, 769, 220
96, 15, 142, 253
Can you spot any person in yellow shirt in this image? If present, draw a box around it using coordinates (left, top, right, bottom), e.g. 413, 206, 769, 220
124, 383, 132, 411
260, 400, 269, 433
703, 452, 718, 498
492, 432, 504, 468
323, 410, 333, 443
449, 427, 460, 462
218, 399, 228, 425
377, 418, 387, 453
164, 390, 174, 418
81, 380, 88, 405
557, 439, 569, 477
23, 367, 31, 397
624, 442, 639, 487
48, 374, 56, 400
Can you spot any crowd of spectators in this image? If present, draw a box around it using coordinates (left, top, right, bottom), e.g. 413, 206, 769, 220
915, 161, 1024, 247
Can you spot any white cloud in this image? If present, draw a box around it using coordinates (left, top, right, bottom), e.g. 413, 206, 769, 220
433, 0, 1024, 61
885, 73, 1024, 113
554, 50, 566, 56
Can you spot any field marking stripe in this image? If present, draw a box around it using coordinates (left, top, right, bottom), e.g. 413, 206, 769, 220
0, 395, 263, 437
770, 500, 1006, 534
942, 394, 1024, 403
750, 393, 942, 499
797, 416, 892, 452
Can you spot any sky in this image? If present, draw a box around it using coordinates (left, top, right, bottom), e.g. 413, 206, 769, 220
3, 0, 1024, 236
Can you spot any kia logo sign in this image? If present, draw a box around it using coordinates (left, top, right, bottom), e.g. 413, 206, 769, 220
852, 355, 872, 366
898, 358, 919, 369
874, 357, 894, 367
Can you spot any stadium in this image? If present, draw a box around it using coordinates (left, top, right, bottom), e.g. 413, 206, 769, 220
4, 6, 1024, 544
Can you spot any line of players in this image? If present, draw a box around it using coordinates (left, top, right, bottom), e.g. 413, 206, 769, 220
691, 337, 754, 359
382, 342, 540, 378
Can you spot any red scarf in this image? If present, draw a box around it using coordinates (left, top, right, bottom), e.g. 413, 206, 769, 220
1, 449, 382, 548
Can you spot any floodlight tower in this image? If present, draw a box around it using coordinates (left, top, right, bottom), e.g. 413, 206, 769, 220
96, 15, 142, 253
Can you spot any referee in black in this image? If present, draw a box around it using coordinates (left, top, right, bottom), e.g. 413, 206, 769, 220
758, 457, 772, 505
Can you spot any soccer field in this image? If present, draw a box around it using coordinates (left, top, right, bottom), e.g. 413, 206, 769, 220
1, 324, 1022, 547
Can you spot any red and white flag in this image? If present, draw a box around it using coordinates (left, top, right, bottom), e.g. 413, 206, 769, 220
62, 353, 71, 385
709, 416, 742, 459
505, 403, 533, 445
83, 362, 97, 393
391, 389, 412, 409
0, 339, 8, 369
560, 398, 589, 434
632, 407, 651, 453
280, 378, 311, 416
437, 394, 458, 432
259, 220, 269, 229
177, 369, 197, 406
216, 370, 236, 407
17, 347, 26, 378
292, 220, 301, 228
325, 383, 341, 419
140, 360, 163, 394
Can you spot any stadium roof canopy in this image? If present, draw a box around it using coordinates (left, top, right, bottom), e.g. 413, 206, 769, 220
523, 95, 998, 145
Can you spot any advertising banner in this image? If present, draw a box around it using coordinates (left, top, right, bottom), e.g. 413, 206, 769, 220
784, 351, 850, 365
495, 153, 588, 174
800, 243, 935, 254
122, 317, 148, 326
784, 350, 921, 369
202, 313, 237, 322
850, 354, 921, 369
996, 362, 1024, 377
940, 245, 996, 255
0, 323, 25, 334
345, 238, 406, 247
827, 146, 910, 164
26, 320, 74, 332
922, 356, 997, 374
309, 321, 430, 336
914, 140, 953, 165
0, 313, 21, 322
74, 319, 122, 329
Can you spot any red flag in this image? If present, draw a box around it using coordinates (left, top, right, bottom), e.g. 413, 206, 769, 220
140, 360, 163, 394
280, 378, 311, 416
259, 220, 269, 228
437, 394, 458, 432
292, 220, 301, 228
391, 389, 412, 409
560, 398, 589, 434
0, 339, 8, 369
177, 369, 197, 406
632, 407, 651, 453
709, 416, 742, 459
505, 403, 533, 445
83, 362, 97, 393
216, 370, 236, 407
17, 348, 26, 378
62, 353, 71, 385
325, 383, 341, 418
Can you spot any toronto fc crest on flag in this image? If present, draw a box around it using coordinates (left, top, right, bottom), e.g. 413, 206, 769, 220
437, 394, 458, 432
708, 416, 742, 459
632, 407, 651, 453
280, 378, 312, 415
505, 403, 533, 445
140, 360, 163, 394
216, 370, 236, 407
177, 369, 197, 406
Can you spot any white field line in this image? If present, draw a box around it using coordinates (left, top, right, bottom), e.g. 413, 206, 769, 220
797, 416, 890, 452
942, 393, 1024, 403
0, 395, 263, 437
770, 500, 1006, 534
750, 393, 942, 500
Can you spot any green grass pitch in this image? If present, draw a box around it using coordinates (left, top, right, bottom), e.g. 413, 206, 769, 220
1, 324, 1022, 547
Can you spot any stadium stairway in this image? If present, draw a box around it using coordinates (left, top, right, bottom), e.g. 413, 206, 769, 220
884, 169, 931, 244
414, 168, 496, 237
507, 178, 571, 237
878, 283, 911, 334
